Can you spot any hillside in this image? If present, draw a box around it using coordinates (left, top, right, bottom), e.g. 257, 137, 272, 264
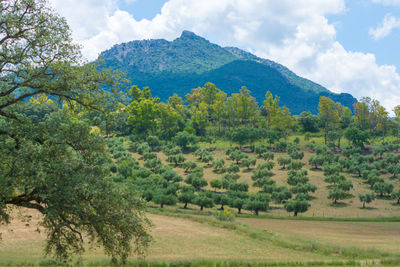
98, 31, 357, 114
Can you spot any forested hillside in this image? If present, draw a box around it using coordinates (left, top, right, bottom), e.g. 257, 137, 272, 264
98, 31, 357, 114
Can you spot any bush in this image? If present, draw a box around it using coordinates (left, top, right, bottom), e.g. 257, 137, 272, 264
214, 208, 235, 222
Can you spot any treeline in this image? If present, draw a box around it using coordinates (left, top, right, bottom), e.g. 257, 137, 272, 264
88, 82, 400, 148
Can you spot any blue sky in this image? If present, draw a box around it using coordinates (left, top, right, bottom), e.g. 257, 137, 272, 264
50, 0, 400, 113
329, 0, 400, 68
118, 0, 400, 70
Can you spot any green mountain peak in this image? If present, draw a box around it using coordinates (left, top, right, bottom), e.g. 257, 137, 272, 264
98, 31, 357, 114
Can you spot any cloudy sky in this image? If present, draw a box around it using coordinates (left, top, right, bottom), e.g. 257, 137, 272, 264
49, 0, 400, 113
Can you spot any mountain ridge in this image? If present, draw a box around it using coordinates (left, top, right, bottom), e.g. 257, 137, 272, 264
98, 31, 357, 114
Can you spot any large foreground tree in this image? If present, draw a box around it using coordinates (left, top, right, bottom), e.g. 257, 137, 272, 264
0, 0, 150, 263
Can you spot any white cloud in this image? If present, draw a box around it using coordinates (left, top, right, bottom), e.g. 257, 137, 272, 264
372, 0, 400, 6
369, 14, 400, 40
49, 0, 400, 113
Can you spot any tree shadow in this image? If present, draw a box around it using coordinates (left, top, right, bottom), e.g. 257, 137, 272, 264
359, 206, 378, 210
329, 202, 350, 208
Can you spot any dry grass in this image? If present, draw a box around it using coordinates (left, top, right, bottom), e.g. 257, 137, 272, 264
239, 217, 400, 254
0, 208, 336, 264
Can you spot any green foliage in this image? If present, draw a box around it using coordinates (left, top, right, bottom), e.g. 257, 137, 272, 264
241, 157, 257, 169
298, 111, 319, 133
212, 158, 225, 172
214, 208, 235, 222
254, 144, 268, 157
328, 180, 353, 204
229, 149, 248, 165
271, 186, 292, 204
228, 191, 248, 214
229, 127, 261, 147
210, 179, 222, 191
178, 186, 196, 209
167, 153, 186, 166
185, 172, 208, 190
0, 0, 151, 262
392, 190, 400, 205
244, 193, 270, 215
359, 193, 375, 208
277, 156, 292, 169
226, 163, 240, 173
284, 200, 309, 216
262, 151, 274, 161
344, 127, 370, 148
183, 161, 197, 173
373, 182, 394, 197
174, 131, 197, 150
194, 192, 214, 211
309, 155, 325, 169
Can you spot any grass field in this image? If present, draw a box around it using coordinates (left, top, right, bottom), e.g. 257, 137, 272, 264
1, 207, 400, 266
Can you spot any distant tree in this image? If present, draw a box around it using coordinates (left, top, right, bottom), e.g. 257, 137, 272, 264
241, 157, 257, 170
244, 193, 270, 215
174, 131, 197, 151
344, 127, 369, 148
226, 163, 240, 173
284, 199, 308, 216
214, 194, 230, 210
359, 193, 375, 209
392, 190, 400, 205
271, 187, 292, 204
373, 182, 394, 197
167, 153, 186, 167
210, 179, 223, 192
309, 155, 325, 169
183, 161, 197, 173
318, 96, 340, 145
185, 172, 208, 190
194, 192, 214, 211
229, 150, 248, 165
298, 111, 319, 133
153, 187, 178, 208
178, 186, 196, 209
228, 191, 249, 214
277, 157, 292, 169
328, 180, 353, 204
212, 158, 225, 172
262, 151, 274, 161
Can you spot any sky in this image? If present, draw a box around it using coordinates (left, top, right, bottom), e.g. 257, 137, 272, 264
49, 0, 400, 114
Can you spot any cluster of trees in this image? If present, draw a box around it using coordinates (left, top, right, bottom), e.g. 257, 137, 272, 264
98, 80, 400, 153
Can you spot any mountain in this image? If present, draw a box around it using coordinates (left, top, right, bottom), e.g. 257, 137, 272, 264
98, 30, 357, 114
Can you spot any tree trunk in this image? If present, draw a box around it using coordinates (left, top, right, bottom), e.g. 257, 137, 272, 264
382, 128, 385, 145
294, 211, 298, 216
220, 205, 224, 210
183, 202, 188, 209
238, 208, 241, 214
161, 203, 164, 208
363, 201, 365, 209
200, 206, 204, 211
255, 210, 259, 216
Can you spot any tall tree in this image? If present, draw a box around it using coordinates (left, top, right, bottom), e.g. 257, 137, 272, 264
0, 0, 150, 262
262, 91, 280, 129
318, 96, 340, 144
